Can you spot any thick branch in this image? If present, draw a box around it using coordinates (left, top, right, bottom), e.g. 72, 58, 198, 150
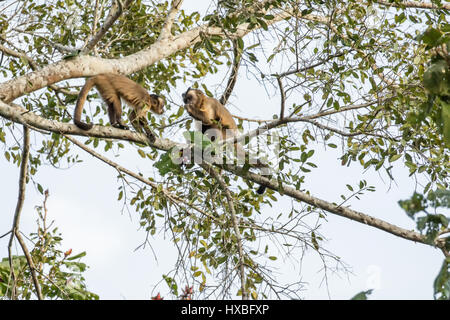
0, 43, 77, 96
228, 164, 427, 244
158, 0, 184, 41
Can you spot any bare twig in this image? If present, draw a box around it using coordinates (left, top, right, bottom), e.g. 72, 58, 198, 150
64, 134, 220, 223
201, 163, 248, 300
7, 126, 43, 300
277, 77, 285, 119
83, 0, 134, 52
220, 39, 242, 106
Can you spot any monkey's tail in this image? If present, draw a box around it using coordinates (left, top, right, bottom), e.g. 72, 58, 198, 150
74, 77, 96, 130
256, 162, 271, 195
238, 147, 270, 195
256, 185, 267, 195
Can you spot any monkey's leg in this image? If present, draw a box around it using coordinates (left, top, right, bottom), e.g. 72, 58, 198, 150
108, 95, 128, 130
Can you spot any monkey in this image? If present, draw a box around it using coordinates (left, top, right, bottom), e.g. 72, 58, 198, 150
74, 73, 165, 131
182, 88, 268, 194
182, 87, 238, 141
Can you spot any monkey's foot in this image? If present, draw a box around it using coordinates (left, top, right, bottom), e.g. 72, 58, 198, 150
112, 123, 129, 130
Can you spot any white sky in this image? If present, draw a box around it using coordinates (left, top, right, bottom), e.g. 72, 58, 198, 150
0, 1, 446, 300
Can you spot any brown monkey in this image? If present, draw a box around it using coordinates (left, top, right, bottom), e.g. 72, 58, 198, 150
74, 73, 164, 131
182, 88, 268, 194
182, 87, 238, 141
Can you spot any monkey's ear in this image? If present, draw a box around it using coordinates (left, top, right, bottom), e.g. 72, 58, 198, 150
182, 87, 192, 103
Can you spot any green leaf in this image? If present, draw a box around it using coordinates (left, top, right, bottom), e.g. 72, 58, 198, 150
433, 258, 450, 300
423, 60, 450, 95
419, 28, 443, 48
67, 251, 87, 261
389, 154, 402, 163
351, 289, 373, 300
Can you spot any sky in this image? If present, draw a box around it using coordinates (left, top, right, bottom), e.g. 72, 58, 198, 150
0, 1, 446, 300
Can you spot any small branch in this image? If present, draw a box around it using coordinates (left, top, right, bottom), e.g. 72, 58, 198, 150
220, 99, 388, 147
231, 114, 273, 123
277, 77, 285, 119
64, 134, 219, 223
15, 230, 43, 299
7, 126, 43, 300
373, 0, 450, 10
220, 39, 242, 106
277, 52, 346, 78
10, 29, 76, 54
158, 0, 184, 41
83, 0, 134, 52
201, 163, 248, 300
298, 117, 394, 140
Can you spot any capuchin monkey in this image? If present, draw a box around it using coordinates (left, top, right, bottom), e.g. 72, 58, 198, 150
182, 87, 268, 194
182, 87, 238, 141
74, 73, 165, 131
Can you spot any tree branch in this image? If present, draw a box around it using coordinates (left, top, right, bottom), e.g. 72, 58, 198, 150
277, 77, 285, 119
7, 126, 43, 300
201, 163, 248, 300
220, 39, 242, 106
64, 134, 220, 224
0, 43, 77, 96
158, 0, 184, 41
83, 0, 134, 52
0, 99, 437, 254
373, 0, 450, 10
0, 3, 297, 102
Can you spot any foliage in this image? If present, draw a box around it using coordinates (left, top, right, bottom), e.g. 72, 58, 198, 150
0, 194, 97, 300
399, 189, 450, 300
351, 289, 373, 300
417, 25, 450, 147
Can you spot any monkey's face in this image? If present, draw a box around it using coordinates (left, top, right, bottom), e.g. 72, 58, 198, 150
182, 88, 203, 108
150, 94, 165, 115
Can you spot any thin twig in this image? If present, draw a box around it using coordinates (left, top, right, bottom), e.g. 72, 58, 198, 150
201, 163, 248, 300
277, 77, 285, 119
220, 39, 242, 106
83, 0, 134, 52
7, 125, 43, 300
64, 134, 220, 223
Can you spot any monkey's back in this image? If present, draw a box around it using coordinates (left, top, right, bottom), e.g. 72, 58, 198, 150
96, 74, 151, 109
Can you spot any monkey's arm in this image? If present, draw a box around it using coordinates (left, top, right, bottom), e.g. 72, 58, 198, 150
185, 104, 215, 125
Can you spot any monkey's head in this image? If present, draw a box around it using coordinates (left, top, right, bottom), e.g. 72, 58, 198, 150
149, 94, 165, 115
182, 88, 204, 107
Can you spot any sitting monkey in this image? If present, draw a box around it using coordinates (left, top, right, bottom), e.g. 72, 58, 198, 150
182, 88, 268, 194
